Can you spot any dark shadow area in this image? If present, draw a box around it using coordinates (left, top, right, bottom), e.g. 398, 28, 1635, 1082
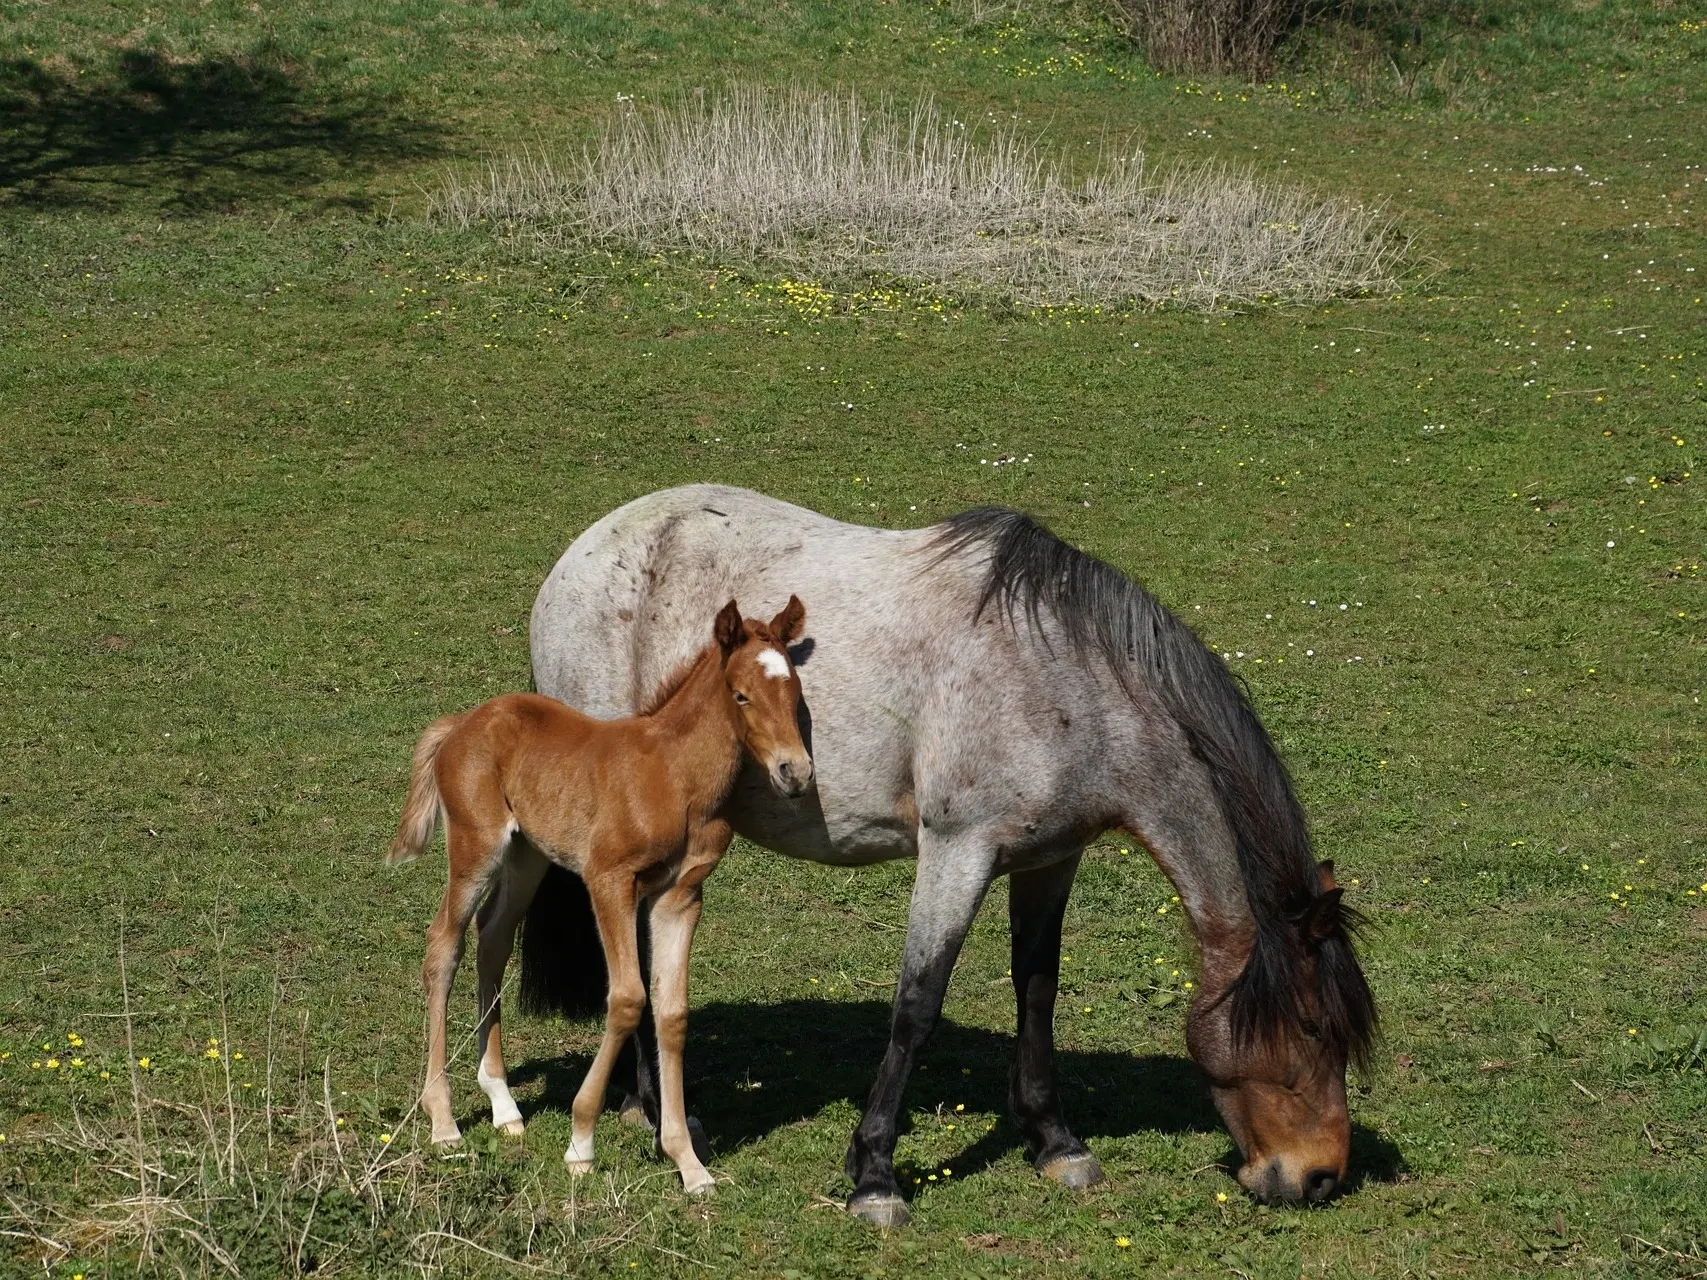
508, 999, 1406, 1196
0, 45, 448, 211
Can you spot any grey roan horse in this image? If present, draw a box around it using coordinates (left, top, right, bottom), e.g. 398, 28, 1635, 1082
504, 485, 1373, 1225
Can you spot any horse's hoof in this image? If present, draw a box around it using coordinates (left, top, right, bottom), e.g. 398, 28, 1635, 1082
682, 1171, 716, 1198
1038, 1152, 1104, 1189
565, 1135, 595, 1174
431, 1127, 463, 1148
619, 1094, 650, 1127
846, 1192, 911, 1228
498, 1119, 526, 1138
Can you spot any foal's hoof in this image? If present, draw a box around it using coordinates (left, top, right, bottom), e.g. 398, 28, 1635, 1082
564, 1136, 596, 1174
619, 1094, 650, 1127
498, 1119, 526, 1138
682, 1171, 716, 1199
846, 1192, 911, 1229
431, 1127, 463, 1148
1038, 1152, 1105, 1189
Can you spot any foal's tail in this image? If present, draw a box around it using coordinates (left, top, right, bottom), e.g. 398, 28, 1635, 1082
386, 714, 463, 865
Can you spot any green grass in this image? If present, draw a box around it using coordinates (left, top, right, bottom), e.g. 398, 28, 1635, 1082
2, 0, 1705, 1275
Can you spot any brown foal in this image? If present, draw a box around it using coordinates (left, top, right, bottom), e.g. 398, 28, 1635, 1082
387, 597, 811, 1194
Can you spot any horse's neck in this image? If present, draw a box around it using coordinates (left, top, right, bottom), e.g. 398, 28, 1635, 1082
1139, 827, 1259, 996
648, 650, 743, 810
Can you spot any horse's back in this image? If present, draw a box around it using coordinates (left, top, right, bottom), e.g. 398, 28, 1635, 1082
531, 487, 960, 864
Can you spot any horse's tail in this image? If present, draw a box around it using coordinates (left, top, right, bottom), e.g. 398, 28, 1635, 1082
519, 864, 609, 1019
386, 714, 462, 865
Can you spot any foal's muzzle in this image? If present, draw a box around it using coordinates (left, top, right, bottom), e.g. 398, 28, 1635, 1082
771, 756, 814, 797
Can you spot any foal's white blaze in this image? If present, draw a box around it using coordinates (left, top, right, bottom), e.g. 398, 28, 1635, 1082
756, 648, 790, 679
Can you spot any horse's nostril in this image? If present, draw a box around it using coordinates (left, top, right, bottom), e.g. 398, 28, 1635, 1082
1304, 1167, 1339, 1203
777, 761, 794, 780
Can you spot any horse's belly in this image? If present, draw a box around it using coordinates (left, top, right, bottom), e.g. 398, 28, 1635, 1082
724, 763, 919, 866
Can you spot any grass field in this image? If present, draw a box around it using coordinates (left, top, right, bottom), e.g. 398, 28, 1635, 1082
2, 0, 1705, 1275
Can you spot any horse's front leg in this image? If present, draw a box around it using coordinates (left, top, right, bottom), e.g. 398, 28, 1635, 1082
566, 871, 644, 1174
646, 818, 731, 1195
1009, 852, 1103, 1188
845, 832, 996, 1228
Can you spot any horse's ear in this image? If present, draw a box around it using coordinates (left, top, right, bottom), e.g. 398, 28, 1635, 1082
1300, 888, 1344, 946
770, 595, 806, 645
1318, 859, 1337, 892
714, 600, 743, 654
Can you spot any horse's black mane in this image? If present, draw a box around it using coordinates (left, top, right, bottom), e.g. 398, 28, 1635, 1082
932, 507, 1375, 1067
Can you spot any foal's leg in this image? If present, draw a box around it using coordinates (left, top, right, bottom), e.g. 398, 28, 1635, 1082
421, 819, 508, 1146
474, 841, 549, 1137
566, 872, 644, 1173
1009, 852, 1102, 1188
844, 831, 997, 1228
646, 820, 731, 1195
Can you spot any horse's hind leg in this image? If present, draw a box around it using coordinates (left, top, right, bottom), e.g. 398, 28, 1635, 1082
474, 841, 549, 1137
566, 870, 644, 1174
421, 817, 507, 1146
1009, 852, 1103, 1189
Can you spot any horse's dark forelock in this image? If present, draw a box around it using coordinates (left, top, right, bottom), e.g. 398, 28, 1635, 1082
930, 506, 1376, 1067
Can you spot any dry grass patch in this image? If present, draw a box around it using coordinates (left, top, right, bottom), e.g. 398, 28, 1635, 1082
431, 86, 1405, 311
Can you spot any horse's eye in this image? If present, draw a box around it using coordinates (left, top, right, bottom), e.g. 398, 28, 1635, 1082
1301, 1019, 1322, 1040
733, 691, 751, 705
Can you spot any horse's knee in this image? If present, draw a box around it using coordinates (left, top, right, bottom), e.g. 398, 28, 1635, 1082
606, 982, 646, 1033
653, 1008, 687, 1052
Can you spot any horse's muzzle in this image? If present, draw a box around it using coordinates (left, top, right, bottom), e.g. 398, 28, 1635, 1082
771, 757, 814, 797
1241, 1157, 1342, 1206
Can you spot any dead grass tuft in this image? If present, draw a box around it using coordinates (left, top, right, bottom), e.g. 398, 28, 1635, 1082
430, 86, 1405, 311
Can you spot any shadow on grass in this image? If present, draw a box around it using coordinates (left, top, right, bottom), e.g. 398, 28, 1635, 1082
509, 998, 1405, 1194
0, 45, 447, 211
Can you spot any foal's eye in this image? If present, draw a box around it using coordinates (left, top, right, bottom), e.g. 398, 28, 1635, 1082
1301, 1019, 1322, 1040
732, 691, 750, 705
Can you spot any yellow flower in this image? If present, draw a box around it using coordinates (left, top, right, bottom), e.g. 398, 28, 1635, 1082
1628, 1028, 1638, 1035
205, 1048, 220, 1060
45, 1058, 59, 1069
1216, 1191, 1229, 1203
70, 1058, 84, 1068
233, 1052, 243, 1061
138, 1057, 151, 1070
380, 1133, 393, 1143
1115, 1236, 1131, 1247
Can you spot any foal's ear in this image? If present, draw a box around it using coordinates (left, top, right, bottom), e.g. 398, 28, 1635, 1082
1299, 888, 1345, 947
714, 599, 744, 653
769, 595, 806, 645
1317, 859, 1337, 892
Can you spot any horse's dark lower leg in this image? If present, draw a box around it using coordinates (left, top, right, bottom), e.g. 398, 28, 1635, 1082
844, 839, 994, 1227
1009, 853, 1102, 1188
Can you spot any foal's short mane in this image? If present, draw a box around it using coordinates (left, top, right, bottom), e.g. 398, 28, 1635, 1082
637, 643, 717, 716
930, 507, 1375, 1066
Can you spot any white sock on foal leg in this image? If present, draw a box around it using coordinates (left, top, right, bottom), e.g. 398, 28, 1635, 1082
565, 1128, 596, 1172
478, 1065, 525, 1135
